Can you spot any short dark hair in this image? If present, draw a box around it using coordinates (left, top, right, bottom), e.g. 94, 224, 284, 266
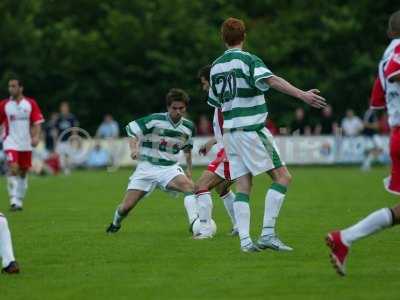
388, 10, 400, 36
198, 65, 211, 81
9, 77, 23, 87
166, 88, 190, 107
221, 17, 246, 46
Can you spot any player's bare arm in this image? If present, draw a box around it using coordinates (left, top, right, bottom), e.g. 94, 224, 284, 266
184, 149, 193, 179
30, 123, 41, 147
265, 76, 327, 109
199, 137, 217, 155
128, 137, 139, 160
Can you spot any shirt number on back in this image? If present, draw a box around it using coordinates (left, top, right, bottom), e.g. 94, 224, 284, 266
212, 71, 237, 104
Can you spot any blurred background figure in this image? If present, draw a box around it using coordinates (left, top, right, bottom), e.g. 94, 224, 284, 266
44, 112, 59, 153
96, 114, 119, 139
196, 114, 213, 136
85, 142, 111, 169
315, 105, 338, 135
341, 109, 363, 137
290, 108, 311, 135
361, 109, 383, 171
55, 102, 79, 174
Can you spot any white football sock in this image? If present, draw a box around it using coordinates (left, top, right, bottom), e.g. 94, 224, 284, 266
0, 215, 16, 268
341, 208, 393, 246
7, 176, 18, 205
261, 183, 287, 237
112, 206, 127, 226
16, 176, 28, 205
184, 193, 198, 224
233, 193, 252, 247
196, 191, 212, 223
221, 191, 237, 229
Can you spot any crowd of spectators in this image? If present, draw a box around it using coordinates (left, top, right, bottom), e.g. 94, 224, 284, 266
195, 105, 390, 137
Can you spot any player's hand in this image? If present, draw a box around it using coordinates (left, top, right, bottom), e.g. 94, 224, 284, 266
199, 141, 214, 156
31, 136, 40, 147
185, 169, 192, 179
130, 149, 139, 160
300, 89, 327, 109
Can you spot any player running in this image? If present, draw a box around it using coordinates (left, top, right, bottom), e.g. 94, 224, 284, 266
0, 78, 44, 211
106, 88, 198, 233
326, 10, 400, 276
196, 18, 326, 252
0, 213, 19, 274
193, 65, 237, 236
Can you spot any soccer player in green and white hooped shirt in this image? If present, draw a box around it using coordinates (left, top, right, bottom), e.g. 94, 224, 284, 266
196, 18, 327, 252
106, 88, 198, 233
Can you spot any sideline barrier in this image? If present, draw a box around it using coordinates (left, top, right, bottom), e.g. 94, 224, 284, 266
88, 135, 391, 167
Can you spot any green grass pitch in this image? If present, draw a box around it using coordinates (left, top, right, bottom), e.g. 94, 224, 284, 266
0, 166, 399, 300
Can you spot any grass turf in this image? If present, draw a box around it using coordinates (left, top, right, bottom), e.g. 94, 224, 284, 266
0, 166, 399, 300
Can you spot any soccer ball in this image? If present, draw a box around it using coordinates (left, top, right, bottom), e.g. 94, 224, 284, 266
191, 218, 217, 236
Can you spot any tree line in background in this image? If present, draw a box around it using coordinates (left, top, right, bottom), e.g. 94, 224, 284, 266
0, 0, 397, 133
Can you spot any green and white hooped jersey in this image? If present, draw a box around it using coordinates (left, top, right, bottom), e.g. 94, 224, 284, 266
125, 112, 195, 166
208, 48, 273, 131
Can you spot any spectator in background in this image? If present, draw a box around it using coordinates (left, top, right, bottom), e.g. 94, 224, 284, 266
86, 143, 111, 168
314, 105, 338, 135
290, 108, 311, 135
55, 101, 79, 140
96, 114, 119, 139
44, 112, 59, 152
197, 114, 213, 136
379, 112, 390, 135
55, 101, 79, 174
341, 109, 363, 136
361, 109, 382, 171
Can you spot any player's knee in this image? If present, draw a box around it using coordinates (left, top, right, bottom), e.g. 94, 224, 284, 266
391, 204, 400, 224
276, 172, 292, 186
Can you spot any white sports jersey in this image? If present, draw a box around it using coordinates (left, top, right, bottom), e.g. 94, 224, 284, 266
125, 112, 194, 166
208, 48, 273, 131
0, 97, 44, 151
212, 108, 224, 150
370, 38, 400, 127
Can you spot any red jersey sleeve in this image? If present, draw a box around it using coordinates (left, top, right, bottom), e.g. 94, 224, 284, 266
369, 76, 386, 109
0, 100, 6, 124
28, 98, 45, 124
384, 45, 400, 81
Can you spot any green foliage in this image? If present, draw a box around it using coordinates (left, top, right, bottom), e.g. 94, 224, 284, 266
0, 0, 397, 132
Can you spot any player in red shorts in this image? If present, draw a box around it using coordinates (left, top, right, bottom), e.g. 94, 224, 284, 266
0, 78, 44, 211
326, 11, 400, 276
193, 65, 237, 237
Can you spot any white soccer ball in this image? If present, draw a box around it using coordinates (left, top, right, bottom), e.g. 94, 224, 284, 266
192, 218, 217, 236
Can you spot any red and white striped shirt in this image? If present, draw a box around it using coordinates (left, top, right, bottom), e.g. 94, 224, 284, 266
370, 38, 400, 127
0, 97, 44, 151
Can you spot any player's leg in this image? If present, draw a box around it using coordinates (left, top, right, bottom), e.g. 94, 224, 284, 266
234, 173, 260, 251
14, 152, 32, 209
107, 189, 147, 233
5, 151, 21, 210
107, 165, 152, 233
214, 180, 237, 235
194, 170, 225, 237
166, 173, 198, 226
257, 165, 293, 251
326, 130, 400, 275
0, 213, 19, 274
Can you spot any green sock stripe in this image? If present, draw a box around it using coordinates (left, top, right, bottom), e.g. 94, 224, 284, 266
184, 192, 194, 196
235, 192, 250, 203
270, 183, 287, 194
